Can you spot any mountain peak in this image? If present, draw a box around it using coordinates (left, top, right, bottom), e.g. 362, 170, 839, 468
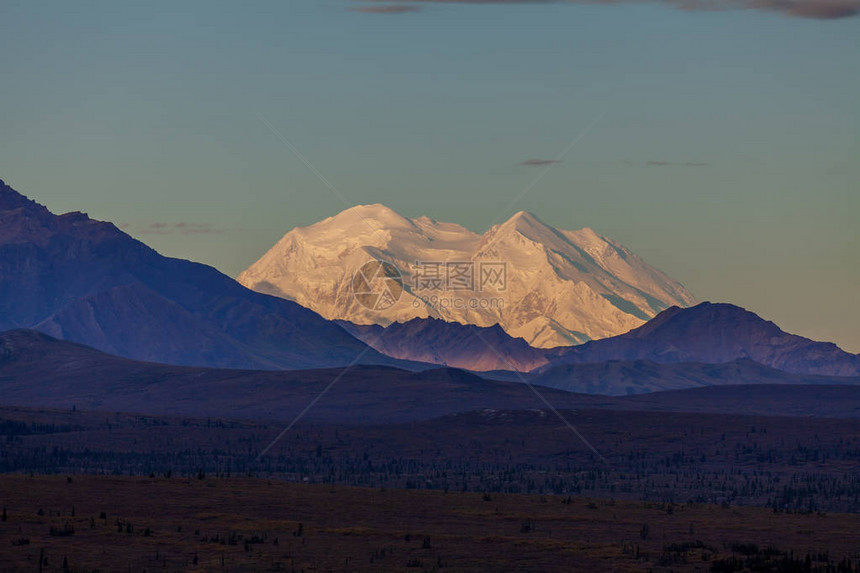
348, 202, 396, 214
492, 211, 558, 241
0, 179, 403, 371
643, 302, 777, 331
508, 210, 537, 220
346, 203, 403, 218
503, 210, 543, 227
241, 204, 696, 348
326, 203, 414, 232
630, 301, 780, 338
0, 179, 45, 213
551, 300, 859, 377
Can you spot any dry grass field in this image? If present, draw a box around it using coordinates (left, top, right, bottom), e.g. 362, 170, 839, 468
1, 475, 859, 572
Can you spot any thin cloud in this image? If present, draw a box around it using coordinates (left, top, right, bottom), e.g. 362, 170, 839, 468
647, 161, 710, 167
354, 0, 860, 19
137, 222, 225, 235
351, 4, 423, 12
520, 158, 563, 166
670, 0, 860, 18
772, 0, 860, 18
175, 222, 224, 235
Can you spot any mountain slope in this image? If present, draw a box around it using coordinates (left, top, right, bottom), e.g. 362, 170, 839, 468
546, 302, 860, 377
0, 179, 406, 370
529, 358, 860, 396
0, 329, 606, 423
336, 317, 552, 372
238, 205, 695, 348
3, 330, 860, 422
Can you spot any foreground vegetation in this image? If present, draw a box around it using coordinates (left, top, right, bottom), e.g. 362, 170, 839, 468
4, 406, 860, 512
2, 475, 860, 572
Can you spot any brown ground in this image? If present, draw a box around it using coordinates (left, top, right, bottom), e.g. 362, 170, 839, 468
1, 475, 858, 572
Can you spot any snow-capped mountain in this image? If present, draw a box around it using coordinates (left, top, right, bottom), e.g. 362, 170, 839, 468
238, 205, 696, 348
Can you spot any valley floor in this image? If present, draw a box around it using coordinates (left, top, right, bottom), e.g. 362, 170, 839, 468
4, 406, 860, 513
1, 475, 859, 573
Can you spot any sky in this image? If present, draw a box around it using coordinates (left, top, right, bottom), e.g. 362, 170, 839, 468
0, 0, 858, 351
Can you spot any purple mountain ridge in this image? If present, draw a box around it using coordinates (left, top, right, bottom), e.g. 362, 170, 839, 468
544, 302, 860, 377
336, 317, 552, 372
335, 303, 859, 379
527, 358, 860, 396
0, 179, 412, 370
0, 329, 603, 423
3, 329, 859, 417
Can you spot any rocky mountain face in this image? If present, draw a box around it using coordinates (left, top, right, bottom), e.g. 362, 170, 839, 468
238, 204, 696, 348
0, 179, 406, 370
336, 317, 551, 372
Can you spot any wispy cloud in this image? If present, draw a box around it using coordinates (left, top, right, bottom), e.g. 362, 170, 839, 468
135, 222, 225, 235
671, 0, 860, 19
520, 158, 563, 166
353, 0, 860, 19
351, 4, 422, 12
647, 160, 710, 167
770, 0, 860, 18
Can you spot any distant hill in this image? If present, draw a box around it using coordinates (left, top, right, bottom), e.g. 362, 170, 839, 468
0, 179, 411, 370
336, 317, 551, 372
338, 302, 860, 378
0, 329, 605, 423
529, 357, 860, 396
3, 329, 860, 423
545, 302, 860, 377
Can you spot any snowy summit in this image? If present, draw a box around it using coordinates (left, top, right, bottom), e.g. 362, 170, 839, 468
238, 206, 696, 348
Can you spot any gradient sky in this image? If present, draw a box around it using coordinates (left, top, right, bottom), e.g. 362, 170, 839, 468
1, 1, 858, 351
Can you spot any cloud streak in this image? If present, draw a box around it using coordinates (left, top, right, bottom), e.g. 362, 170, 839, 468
647, 160, 710, 167
136, 222, 225, 235
354, 0, 860, 19
351, 4, 423, 12
520, 158, 563, 166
